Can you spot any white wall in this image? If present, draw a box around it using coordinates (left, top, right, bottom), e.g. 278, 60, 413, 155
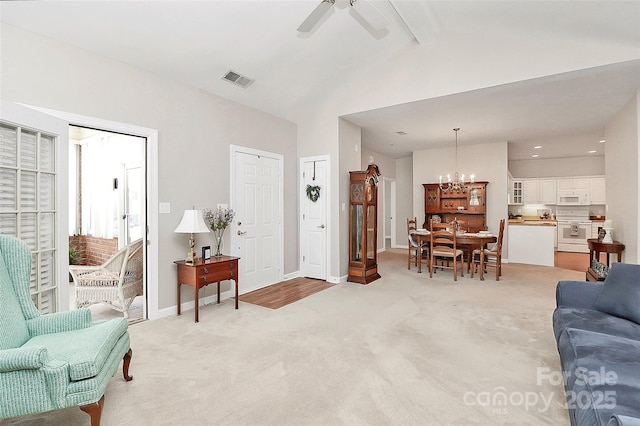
509, 156, 605, 178
605, 92, 640, 263
412, 142, 509, 232
338, 118, 362, 280
394, 156, 413, 248
361, 147, 396, 178
1, 23, 298, 311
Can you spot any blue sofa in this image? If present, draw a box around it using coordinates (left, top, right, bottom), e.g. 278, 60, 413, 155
553, 263, 640, 426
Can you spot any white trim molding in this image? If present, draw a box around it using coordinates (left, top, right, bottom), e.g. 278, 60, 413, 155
19, 104, 160, 320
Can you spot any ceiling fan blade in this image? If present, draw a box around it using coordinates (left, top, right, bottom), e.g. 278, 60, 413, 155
297, 0, 336, 33
350, 0, 388, 31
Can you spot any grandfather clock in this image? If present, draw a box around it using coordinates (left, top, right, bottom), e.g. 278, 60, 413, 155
348, 164, 381, 284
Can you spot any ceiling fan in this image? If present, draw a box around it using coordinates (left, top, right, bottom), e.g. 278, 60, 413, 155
297, 0, 389, 33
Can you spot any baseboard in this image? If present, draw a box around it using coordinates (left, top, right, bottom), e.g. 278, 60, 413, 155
157, 289, 235, 319
328, 274, 348, 284
157, 270, 334, 319
283, 271, 299, 280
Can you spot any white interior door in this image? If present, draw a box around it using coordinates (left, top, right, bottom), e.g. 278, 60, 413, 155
300, 157, 328, 279
0, 100, 69, 313
232, 148, 282, 294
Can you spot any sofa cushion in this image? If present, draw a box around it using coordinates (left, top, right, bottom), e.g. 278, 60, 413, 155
23, 317, 128, 381
0, 254, 29, 350
608, 414, 640, 426
553, 306, 640, 343
593, 263, 640, 325
557, 328, 640, 424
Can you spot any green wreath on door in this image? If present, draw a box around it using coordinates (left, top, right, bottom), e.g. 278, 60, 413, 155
306, 185, 321, 202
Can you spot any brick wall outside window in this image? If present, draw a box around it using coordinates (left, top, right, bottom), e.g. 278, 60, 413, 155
69, 235, 119, 266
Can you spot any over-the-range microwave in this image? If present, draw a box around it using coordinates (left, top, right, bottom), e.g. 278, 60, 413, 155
557, 190, 590, 205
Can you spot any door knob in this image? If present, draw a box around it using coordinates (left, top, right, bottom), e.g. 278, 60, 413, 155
237, 230, 246, 235
318, 224, 325, 229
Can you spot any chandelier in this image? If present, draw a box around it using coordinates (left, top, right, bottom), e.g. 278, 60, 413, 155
439, 128, 474, 193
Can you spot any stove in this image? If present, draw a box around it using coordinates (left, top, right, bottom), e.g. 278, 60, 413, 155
556, 207, 591, 253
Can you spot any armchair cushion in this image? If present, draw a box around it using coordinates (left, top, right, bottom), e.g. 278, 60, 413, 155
23, 317, 128, 381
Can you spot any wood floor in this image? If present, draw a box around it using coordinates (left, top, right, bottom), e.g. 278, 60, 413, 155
554, 250, 591, 273
239, 277, 335, 309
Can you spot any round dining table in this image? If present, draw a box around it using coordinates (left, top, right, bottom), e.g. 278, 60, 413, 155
414, 231, 498, 281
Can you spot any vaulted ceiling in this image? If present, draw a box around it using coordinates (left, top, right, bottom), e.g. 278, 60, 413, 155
2, 1, 639, 160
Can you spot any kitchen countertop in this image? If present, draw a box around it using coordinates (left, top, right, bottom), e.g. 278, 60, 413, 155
508, 216, 557, 226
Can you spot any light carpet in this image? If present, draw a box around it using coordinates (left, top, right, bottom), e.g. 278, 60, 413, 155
2, 249, 585, 425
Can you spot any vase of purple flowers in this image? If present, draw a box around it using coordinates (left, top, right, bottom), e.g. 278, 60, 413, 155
204, 207, 236, 257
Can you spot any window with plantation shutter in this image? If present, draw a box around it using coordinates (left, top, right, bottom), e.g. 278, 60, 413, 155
1, 121, 59, 314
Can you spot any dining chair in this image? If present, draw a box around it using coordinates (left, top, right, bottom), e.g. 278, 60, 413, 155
453, 219, 469, 233
407, 217, 427, 272
471, 219, 506, 280
429, 220, 464, 281
449, 219, 472, 270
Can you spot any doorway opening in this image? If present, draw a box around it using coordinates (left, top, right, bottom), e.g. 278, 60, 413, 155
68, 125, 146, 322
382, 177, 396, 250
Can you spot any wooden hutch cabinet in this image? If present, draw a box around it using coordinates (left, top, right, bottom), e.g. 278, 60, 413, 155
348, 164, 381, 284
422, 181, 488, 232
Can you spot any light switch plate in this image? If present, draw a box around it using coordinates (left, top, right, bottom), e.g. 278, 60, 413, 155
159, 202, 171, 214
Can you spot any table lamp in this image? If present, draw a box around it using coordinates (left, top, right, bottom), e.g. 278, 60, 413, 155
174, 209, 211, 262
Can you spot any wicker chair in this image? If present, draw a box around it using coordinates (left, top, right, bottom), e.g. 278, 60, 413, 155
70, 239, 143, 318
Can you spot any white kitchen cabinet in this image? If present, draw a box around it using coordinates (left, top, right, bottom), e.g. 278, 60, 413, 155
523, 179, 556, 204
508, 224, 555, 266
523, 180, 539, 204
574, 178, 590, 190
590, 177, 606, 204
540, 179, 557, 204
558, 178, 589, 191
510, 180, 523, 205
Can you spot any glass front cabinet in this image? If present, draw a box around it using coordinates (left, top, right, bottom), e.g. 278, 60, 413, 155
348, 164, 381, 284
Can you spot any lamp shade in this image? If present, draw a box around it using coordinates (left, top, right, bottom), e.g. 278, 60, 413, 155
174, 210, 211, 234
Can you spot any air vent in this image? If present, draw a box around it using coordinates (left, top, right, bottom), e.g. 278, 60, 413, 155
222, 69, 254, 89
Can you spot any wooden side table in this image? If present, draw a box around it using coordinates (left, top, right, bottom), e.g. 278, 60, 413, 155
586, 239, 624, 282
587, 239, 625, 267
174, 256, 240, 323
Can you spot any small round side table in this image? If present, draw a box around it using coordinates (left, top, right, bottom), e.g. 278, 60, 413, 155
587, 238, 625, 267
